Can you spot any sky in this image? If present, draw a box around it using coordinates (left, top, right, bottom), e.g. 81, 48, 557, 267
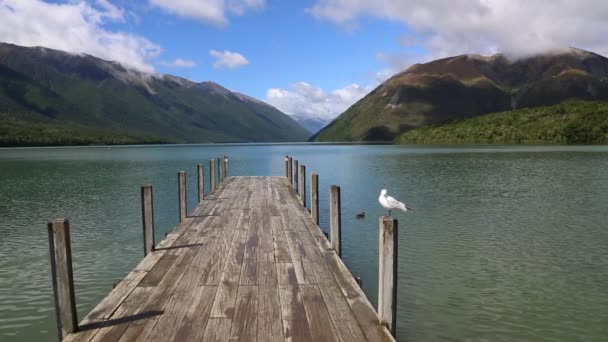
1, 0, 608, 122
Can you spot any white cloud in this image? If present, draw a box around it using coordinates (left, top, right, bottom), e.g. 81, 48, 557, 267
265, 82, 371, 121
309, 0, 608, 58
159, 58, 197, 68
0, 0, 161, 72
209, 49, 249, 69
149, 0, 264, 26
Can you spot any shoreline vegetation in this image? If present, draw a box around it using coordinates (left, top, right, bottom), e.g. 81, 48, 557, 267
396, 100, 608, 145
2, 101, 608, 147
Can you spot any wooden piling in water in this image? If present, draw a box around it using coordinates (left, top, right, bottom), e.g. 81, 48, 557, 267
197, 164, 204, 203
299, 164, 306, 207
293, 159, 299, 195
47, 218, 78, 340
210, 159, 215, 192
217, 157, 222, 183
330, 185, 342, 257
178, 171, 187, 222
141, 185, 155, 256
224, 155, 229, 177
379, 216, 398, 336
311, 173, 319, 225
288, 157, 293, 185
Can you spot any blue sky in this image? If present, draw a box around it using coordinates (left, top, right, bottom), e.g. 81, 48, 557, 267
1, 0, 607, 121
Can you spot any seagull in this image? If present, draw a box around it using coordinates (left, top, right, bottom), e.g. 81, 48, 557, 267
378, 189, 414, 216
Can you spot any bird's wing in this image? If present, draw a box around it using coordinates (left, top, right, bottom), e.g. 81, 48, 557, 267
386, 195, 406, 209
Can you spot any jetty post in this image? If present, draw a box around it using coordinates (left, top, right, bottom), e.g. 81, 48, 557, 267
178, 171, 187, 222
197, 164, 204, 203
224, 156, 229, 177
217, 158, 222, 183
330, 185, 342, 257
47, 219, 78, 340
141, 185, 155, 255
294, 160, 299, 195
378, 216, 398, 336
284, 155, 289, 178
210, 159, 216, 192
288, 157, 293, 185
311, 173, 319, 224
299, 164, 306, 207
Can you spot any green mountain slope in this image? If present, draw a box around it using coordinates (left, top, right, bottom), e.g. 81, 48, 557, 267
313, 48, 608, 142
396, 100, 608, 144
0, 43, 309, 146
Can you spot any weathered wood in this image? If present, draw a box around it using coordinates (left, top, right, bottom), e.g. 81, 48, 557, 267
47, 218, 78, 340
378, 217, 398, 336
178, 171, 187, 222
288, 157, 293, 185
294, 160, 299, 195
198, 164, 205, 203
229, 286, 258, 341
64, 176, 394, 342
329, 185, 342, 257
141, 185, 155, 256
210, 159, 216, 192
203, 318, 232, 341
300, 285, 339, 342
278, 285, 313, 342
299, 165, 306, 207
311, 173, 319, 225
284, 155, 289, 178
224, 155, 229, 177
217, 158, 224, 184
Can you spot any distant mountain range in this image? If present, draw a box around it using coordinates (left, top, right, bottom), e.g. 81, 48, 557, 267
0, 43, 309, 146
290, 115, 330, 134
313, 48, 608, 142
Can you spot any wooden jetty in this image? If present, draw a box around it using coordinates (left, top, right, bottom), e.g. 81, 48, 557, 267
48, 157, 397, 342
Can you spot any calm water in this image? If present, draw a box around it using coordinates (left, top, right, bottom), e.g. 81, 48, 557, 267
1, 144, 608, 341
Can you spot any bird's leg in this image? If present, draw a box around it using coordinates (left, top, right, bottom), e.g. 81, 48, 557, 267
388, 210, 392, 217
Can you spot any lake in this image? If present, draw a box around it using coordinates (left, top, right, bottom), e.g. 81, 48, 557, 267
1, 144, 607, 341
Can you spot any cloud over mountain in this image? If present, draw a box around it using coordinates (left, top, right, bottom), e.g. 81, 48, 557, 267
0, 0, 161, 72
309, 0, 608, 58
265, 82, 370, 121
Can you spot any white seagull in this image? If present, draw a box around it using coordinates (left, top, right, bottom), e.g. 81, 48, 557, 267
378, 189, 414, 216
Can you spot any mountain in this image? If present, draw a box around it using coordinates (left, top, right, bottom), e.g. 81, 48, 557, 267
0, 43, 309, 146
312, 48, 608, 142
291, 115, 330, 134
396, 100, 608, 144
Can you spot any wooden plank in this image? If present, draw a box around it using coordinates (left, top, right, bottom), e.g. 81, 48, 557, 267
171, 286, 217, 342
202, 318, 232, 342
258, 260, 278, 286
239, 257, 258, 286
276, 263, 298, 286
300, 285, 339, 342
319, 284, 367, 342
210, 259, 241, 318
323, 251, 394, 342
229, 286, 258, 342
278, 285, 313, 342
257, 286, 283, 342
138, 254, 179, 287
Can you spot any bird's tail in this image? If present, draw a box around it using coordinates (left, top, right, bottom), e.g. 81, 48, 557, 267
404, 206, 414, 212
